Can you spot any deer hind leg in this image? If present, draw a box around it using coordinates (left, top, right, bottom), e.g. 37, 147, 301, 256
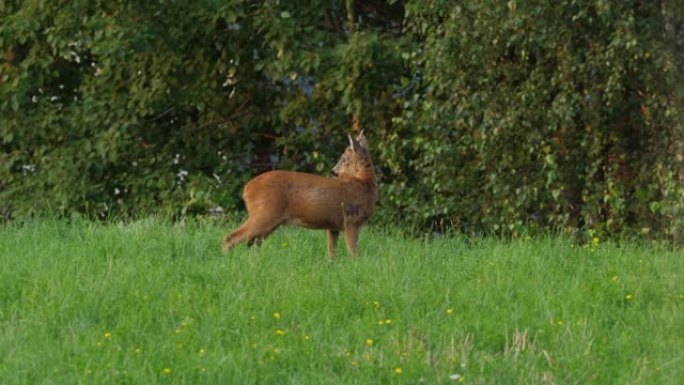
343, 225, 360, 258
222, 220, 251, 252
327, 230, 339, 261
246, 221, 279, 248
222, 215, 281, 252
244, 210, 287, 249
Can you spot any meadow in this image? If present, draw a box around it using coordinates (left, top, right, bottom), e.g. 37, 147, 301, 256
0, 219, 682, 384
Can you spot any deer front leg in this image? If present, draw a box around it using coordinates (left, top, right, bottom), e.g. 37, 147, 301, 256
343, 225, 360, 258
327, 230, 339, 261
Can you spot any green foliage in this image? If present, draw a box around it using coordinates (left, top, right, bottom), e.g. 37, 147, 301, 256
382, 1, 683, 240
1, 1, 682, 240
1, 220, 683, 384
0, 1, 269, 217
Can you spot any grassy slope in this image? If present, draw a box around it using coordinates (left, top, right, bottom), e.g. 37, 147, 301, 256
0, 219, 682, 384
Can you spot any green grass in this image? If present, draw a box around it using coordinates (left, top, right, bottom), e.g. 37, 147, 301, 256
0, 219, 682, 384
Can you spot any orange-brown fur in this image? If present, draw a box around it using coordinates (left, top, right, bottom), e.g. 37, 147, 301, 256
222, 131, 377, 259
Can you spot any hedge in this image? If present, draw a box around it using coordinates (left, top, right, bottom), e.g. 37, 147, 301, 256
1, 1, 682, 240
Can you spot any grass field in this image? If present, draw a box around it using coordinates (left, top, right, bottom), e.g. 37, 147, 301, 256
0, 219, 682, 384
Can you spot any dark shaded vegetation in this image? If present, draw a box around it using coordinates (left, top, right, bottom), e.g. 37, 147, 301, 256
1, 1, 682, 241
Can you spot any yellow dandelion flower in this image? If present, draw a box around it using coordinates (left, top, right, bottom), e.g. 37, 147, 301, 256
103, 331, 112, 339
385, 319, 392, 325
200, 367, 207, 373
366, 339, 374, 346
611, 275, 619, 282
162, 368, 172, 375
199, 348, 205, 355
135, 347, 141, 354
394, 367, 403, 374
447, 308, 454, 314
591, 236, 600, 245
625, 294, 633, 301
273, 312, 281, 320
377, 320, 385, 326
275, 329, 286, 336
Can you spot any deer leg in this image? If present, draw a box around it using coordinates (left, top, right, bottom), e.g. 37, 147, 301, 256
246, 228, 276, 248
245, 213, 284, 248
343, 225, 360, 258
327, 230, 339, 261
222, 221, 251, 252
223, 216, 280, 252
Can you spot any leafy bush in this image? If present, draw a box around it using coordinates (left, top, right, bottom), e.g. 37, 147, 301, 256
380, 1, 683, 240
1, 1, 682, 240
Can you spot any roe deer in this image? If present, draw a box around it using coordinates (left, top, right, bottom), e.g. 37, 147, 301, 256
222, 130, 377, 259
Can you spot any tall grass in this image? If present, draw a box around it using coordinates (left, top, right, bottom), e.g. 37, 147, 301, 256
0, 219, 682, 384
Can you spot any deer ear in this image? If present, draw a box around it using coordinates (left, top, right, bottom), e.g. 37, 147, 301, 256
348, 134, 361, 153
355, 129, 369, 150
